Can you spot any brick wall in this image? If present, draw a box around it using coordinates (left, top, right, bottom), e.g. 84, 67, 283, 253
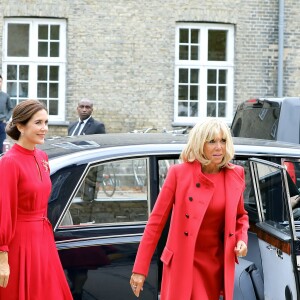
1, 0, 299, 136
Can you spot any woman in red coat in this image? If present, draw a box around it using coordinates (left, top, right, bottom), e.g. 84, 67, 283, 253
130, 118, 249, 300
0, 100, 72, 299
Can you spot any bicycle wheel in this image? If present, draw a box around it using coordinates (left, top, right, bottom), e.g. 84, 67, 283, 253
101, 163, 117, 197
132, 159, 147, 190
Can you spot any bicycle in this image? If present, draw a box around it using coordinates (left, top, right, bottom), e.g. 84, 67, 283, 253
162, 126, 189, 135
129, 127, 157, 134
99, 163, 117, 197
132, 159, 147, 191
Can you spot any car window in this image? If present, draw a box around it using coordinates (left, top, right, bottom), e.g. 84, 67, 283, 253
253, 161, 291, 234
158, 158, 181, 189
232, 102, 280, 140
231, 159, 259, 222
48, 164, 86, 226
59, 158, 149, 227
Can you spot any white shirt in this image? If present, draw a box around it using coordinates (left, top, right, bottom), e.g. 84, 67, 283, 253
71, 116, 91, 136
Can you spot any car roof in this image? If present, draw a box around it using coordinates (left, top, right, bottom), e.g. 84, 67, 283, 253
238, 97, 300, 107
39, 133, 300, 159
40, 133, 188, 159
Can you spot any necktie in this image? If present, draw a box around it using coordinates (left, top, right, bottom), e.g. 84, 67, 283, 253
73, 121, 84, 136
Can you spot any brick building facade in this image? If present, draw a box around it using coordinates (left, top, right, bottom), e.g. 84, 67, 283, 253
0, 0, 299, 137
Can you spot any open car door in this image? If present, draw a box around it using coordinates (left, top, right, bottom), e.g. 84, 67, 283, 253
248, 158, 300, 299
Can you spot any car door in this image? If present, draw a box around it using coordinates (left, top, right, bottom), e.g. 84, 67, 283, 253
51, 157, 159, 300
249, 158, 299, 300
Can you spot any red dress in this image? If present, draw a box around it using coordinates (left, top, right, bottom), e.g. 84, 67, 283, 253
0, 144, 72, 300
191, 170, 225, 300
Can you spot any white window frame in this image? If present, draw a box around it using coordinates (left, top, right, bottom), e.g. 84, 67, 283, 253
174, 23, 234, 125
2, 18, 67, 122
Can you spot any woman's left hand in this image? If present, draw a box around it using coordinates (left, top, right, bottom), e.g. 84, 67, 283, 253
234, 240, 247, 258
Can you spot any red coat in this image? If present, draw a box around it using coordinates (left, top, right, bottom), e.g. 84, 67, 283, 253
133, 161, 249, 300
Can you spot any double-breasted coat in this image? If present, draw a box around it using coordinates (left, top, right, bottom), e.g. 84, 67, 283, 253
133, 160, 249, 300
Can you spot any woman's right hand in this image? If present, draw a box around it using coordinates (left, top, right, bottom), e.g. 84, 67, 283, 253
0, 251, 10, 288
130, 273, 146, 297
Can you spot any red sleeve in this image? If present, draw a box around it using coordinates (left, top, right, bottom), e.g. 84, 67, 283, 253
235, 166, 249, 244
0, 156, 19, 252
132, 165, 177, 276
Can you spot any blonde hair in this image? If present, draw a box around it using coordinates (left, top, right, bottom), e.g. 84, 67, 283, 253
180, 118, 235, 168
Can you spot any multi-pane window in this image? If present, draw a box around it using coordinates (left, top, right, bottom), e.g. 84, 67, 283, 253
2, 19, 66, 121
175, 24, 234, 124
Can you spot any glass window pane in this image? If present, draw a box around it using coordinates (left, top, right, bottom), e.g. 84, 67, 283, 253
208, 30, 227, 61
7, 83, 17, 97
49, 100, 58, 115
39, 100, 47, 108
190, 86, 198, 100
179, 85, 188, 100
39, 25, 48, 39
158, 159, 181, 189
191, 29, 199, 43
208, 69, 217, 84
190, 69, 199, 84
10, 99, 17, 107
256, 163, 288, 224
178, 102, 188, 116
50, 42, 59, 57
50, 66, 59, 81
219, 86, 226, 100
38, 66, 48, 81
50, 25, 60, 40
191, 46, 198, 60
19, 65, 29, 80
66, 159, 149, 225
38, 83, 48, 98
7, 24, 29, 57
38, 42, 48, 57
49, 83, 58, 98
219, 69, 227, 84
19, 83, 28, 97
179, 45, 189, 60
207, 103, 216, 117
179, 69, 188, 83
190, 102, 198, 117
218, 103, 226, 117
7, 65, 17, 80
207, 86, 216, 100
180, 29, 189, 43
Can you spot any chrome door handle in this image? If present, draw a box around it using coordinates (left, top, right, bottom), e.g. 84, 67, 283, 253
266, 245, 277, 251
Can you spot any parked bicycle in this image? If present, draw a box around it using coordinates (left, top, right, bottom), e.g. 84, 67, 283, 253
99, 163, 117, 197
132, 159, 147, 191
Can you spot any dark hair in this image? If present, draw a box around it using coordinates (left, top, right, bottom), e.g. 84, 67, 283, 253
0, 75, 2, 79
6, 99, 48, 140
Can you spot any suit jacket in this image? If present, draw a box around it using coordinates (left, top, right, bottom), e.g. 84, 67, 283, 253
68, 117, 105, 135
133, 160, 249, 300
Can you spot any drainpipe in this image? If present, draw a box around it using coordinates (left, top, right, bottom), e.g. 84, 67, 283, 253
278, 0, 284, 97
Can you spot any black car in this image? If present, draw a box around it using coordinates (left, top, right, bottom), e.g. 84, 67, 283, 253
37, 133, 300, 300
231, 97, 300, 143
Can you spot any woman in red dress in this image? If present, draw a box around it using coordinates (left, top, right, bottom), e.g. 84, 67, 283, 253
0, 100, 72, 300
130, 118, 249, 300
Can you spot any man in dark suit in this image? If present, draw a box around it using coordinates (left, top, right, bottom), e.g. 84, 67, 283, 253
68, 98, 106, 136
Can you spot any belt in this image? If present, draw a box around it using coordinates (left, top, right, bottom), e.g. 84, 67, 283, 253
17, 211, 52, 230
